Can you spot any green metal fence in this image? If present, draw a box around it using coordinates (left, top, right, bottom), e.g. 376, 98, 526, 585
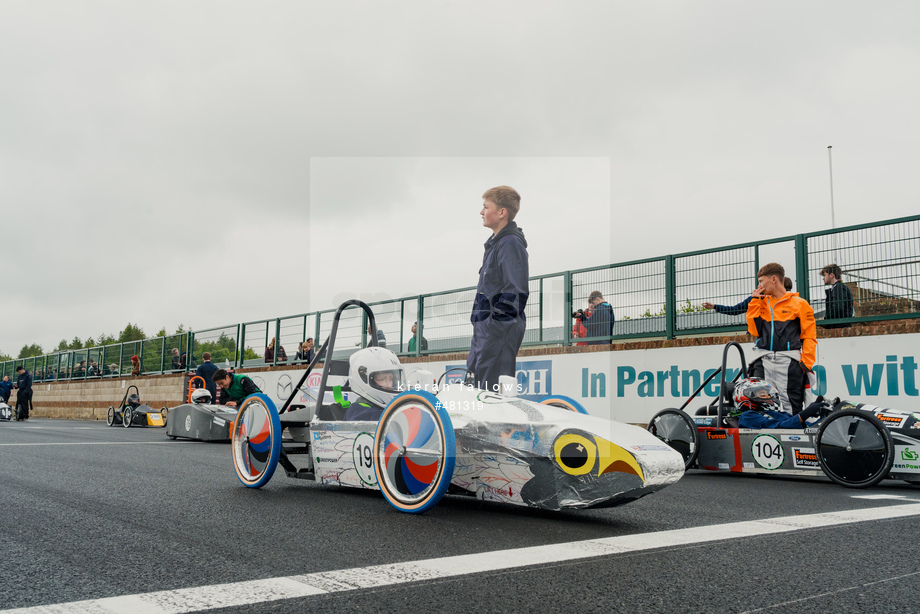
4, 214, 919, 381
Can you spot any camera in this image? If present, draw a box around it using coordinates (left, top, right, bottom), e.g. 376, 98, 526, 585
572, 309, 584, 318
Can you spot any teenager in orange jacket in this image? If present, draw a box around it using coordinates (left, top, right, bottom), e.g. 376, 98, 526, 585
746, 262, 817, 414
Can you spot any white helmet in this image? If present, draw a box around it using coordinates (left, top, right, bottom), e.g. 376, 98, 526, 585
349, 347, 405, 408
191, 388, 212, 404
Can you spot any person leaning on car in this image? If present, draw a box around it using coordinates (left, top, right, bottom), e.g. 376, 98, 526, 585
212, 368, 262, 407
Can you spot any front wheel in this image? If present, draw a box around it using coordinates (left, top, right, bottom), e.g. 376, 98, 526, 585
648, 409, 699, 469
106, 406, 116, 426
122, 408, 133, 428
374, 391, 455, 514
816, 409, 893, 488
539, 395, 589, 414
231, 394, 282, 488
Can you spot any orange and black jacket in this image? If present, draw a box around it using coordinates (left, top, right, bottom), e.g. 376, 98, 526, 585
746, 292, 817, 369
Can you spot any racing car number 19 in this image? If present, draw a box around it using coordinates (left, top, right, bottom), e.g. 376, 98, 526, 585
353, 432, 377, 486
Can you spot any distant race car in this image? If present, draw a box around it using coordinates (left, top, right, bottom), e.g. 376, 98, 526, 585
106, 385, 166, 428
166, 386, 238, 442
648, 342, 920, 488
229, 300, 685, 514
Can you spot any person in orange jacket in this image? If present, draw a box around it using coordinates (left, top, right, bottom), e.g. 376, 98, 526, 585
746, 262, 817, 414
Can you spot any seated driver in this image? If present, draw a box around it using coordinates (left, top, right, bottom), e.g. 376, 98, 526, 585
344, 347, 405, 421
733, 377, 827, 429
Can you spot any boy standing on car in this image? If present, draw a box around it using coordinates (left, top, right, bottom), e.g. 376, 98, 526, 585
467, 185, 529, 393
746, 263, 817, 414
212, 368, 262, 407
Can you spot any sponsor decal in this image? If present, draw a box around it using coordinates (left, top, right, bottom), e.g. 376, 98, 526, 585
782, 435, 806, 442
792, 447, 820, 469
875, 412, 908, 429
718, 463, 730, 470
805, 427, 819, 435
185, 415, 192, 432
893, 446, 920, 472
706, 431, 728, 440
212, 417, 226, 426
313, 431, 332, 441
277, 374, 293, 401
694, 417, 715, 425
751, 434, 784, 470
315, 456, 342, 464
911, 423, 920, 430
743, 462, 754, 469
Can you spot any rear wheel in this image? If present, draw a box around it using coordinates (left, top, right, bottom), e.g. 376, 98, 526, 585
106, 406, 116, 426
231, 394, 282, 488
122, 408, 132, 428
648, 409, 699, 469
539, 395, 589, 414
374, 391, 455, 514
816, 409, 893, 488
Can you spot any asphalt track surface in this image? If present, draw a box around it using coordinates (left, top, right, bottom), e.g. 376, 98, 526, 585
3, 419, 920, 613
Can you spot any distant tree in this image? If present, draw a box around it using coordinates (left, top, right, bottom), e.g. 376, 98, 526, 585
97, 333, 116, 346
0, 349, 12, 362
69, 337, 84, 350
155, 327, 168, 338
56, 339, 69, 351
175, 323, 188, 334
18, 343, 44, 359
118, 323, 145, 343
84, 336, 96, 348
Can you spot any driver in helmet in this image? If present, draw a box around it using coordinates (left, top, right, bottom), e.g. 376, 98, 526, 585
733, 377, 827, 429
344, 347, 405, 421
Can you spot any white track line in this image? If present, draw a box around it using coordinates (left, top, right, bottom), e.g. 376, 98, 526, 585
6, 502, 920, 614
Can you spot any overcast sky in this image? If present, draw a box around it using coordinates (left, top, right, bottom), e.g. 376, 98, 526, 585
2, 1, 919, 356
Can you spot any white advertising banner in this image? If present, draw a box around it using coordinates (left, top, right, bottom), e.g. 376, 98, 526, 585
244, 333, 920, 425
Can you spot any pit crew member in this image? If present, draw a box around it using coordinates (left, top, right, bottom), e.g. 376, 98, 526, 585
212, 369, 262, 407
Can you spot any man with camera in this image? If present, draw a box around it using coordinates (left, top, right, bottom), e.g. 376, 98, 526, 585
574, 290, 614, 346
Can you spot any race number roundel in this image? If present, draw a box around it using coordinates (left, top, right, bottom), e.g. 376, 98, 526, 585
752, 434, 784, 470
353, 432, 377, 486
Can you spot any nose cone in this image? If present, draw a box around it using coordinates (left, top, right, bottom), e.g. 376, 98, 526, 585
553, 431, 644, 482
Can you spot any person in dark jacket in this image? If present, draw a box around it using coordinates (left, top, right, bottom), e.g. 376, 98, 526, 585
14, 366, 33, 420
296, 338, 315, 362
212, 368, 262, 407
467, 185, 529, 393
576, 290, 615, 345
194, 352, 220, 403
407, 322, 428, 353
820, 264, 854, 328
0, 375, 13, 404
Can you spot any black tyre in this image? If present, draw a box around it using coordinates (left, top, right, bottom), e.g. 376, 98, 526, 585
106, 406, 116, 427
122, 408, 133, 428
648, 409, 699, 469
161, 407, 168, 426
816, 409, 893, 488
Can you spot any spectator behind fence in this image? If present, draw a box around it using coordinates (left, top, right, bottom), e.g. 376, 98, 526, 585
367, 325, 387, 348
194, 352, 219, 403
467, 185, 529, 393
576, 290, 614, 346
820, 264, 854, 329
109, 363, 119, 376
265, 337, 287, 363
408, 322, 428, 353
296, 338, 315, 362
87, 359, 99, 377
572, 301, 591, 346
703, 277, 793, 316
171, 348, 181, 370
130, 355, 141, 376
746, 262, 817, 414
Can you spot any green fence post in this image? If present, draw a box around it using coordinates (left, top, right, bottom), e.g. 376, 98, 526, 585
563, 271, 573, 347
416, 297, 424, 357
665, 255, 676, 340
795, 234, 809, 302
539, 277, 544, 343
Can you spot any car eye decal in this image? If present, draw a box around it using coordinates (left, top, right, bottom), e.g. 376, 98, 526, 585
553, 433, 597, 476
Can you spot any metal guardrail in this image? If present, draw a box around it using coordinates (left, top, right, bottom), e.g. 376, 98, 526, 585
4, 214, 918, 382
